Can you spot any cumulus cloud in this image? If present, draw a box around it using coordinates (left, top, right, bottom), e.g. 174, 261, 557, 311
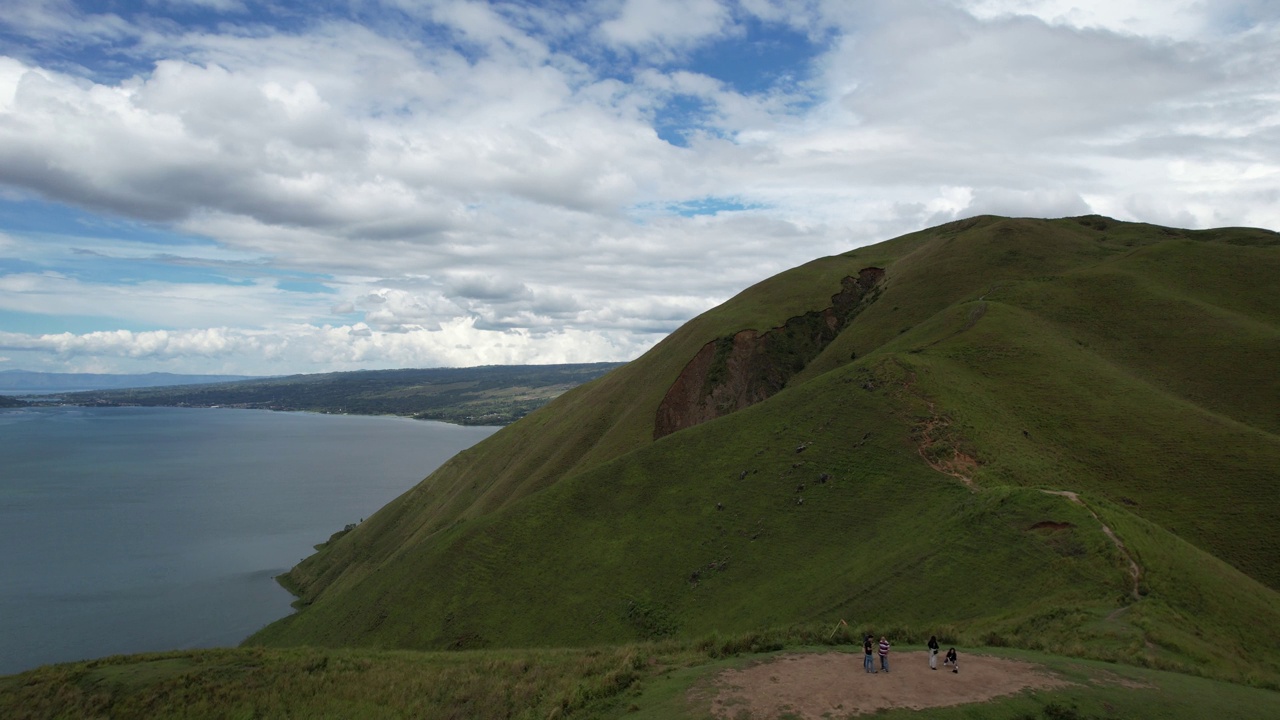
1, 1, 1278, 374
150, 0, 248, 13
0, 319, 649, 374
963, 188, 1091, 219
599, 0, 733, 52
957, 0, 1280, 39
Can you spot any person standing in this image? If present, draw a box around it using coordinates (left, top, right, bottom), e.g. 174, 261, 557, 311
863, 634, 876, 673
928, 635, 939, 670
878, 635, 891, 672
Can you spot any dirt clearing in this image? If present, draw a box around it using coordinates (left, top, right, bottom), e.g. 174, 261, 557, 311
704, 651, 1069, 719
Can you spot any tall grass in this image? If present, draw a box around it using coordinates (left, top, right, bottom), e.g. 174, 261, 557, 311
8, 631, 1280, 719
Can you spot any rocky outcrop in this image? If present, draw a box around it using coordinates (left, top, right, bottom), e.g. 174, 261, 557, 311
655, 268, 884, 438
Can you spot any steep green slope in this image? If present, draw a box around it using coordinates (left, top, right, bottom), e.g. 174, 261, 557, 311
264, 254, 883, 602
250, 215, 1280, 685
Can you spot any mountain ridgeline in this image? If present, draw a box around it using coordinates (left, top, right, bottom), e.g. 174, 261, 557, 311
249, 215, 1280, 687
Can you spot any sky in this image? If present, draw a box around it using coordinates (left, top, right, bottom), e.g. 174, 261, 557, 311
1, 0, 1277, 376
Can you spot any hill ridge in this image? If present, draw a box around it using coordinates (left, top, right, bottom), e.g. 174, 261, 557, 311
248, 215, 1280, 690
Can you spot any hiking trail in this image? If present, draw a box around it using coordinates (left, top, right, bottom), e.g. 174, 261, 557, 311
1042, 490, 1143, 600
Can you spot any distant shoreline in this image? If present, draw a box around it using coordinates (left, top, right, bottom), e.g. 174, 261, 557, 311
16, 363, 625, 427
3, 402, 508, 428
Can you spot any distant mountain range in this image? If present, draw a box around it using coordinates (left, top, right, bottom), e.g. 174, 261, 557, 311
0, 370, 260, 393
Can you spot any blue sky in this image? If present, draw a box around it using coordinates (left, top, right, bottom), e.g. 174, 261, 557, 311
1, 0, 1278, 375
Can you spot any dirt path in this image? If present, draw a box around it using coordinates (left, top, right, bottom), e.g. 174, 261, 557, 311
1042, 490, 1143, 599
912, 400, 981, 489
703, 651, 1068, 719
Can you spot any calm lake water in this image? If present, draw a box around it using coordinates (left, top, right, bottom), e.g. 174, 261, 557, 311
0, 406, 497, 675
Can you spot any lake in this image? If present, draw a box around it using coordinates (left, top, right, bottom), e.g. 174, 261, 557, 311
0, 406, 498, 675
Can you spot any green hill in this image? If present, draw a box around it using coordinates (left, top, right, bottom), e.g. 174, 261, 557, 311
247, 215, 1280, 688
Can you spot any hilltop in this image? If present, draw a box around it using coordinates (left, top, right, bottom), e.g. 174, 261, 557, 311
243, 215, 1280, 691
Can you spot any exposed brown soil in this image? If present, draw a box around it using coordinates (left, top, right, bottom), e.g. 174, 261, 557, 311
655, 268, 883, 439
914, 413, 979, 488
1029, 520, 1075, 531
654, 326, 777, 438
702, 651, 1069, 719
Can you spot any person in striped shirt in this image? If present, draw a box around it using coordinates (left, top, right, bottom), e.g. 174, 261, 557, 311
878, 636, 891, 672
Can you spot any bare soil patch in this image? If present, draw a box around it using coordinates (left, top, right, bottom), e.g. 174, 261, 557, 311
703, 651, 1069, 719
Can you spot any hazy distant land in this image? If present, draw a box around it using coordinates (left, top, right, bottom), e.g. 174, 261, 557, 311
0, 369, 258, 393
23, 363, 625, 425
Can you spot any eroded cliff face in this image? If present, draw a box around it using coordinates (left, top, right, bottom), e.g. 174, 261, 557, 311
654, 267, 884, 439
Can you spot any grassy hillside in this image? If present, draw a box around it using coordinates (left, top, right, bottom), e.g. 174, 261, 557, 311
248, 215, 1280, 688
6, 640, 1280, 719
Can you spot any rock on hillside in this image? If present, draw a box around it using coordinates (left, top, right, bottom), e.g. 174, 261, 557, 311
655, 267, 884, 438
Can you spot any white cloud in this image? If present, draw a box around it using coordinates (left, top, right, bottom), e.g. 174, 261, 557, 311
0, 0, 133, 48
150, 0, 248, 13
962, 188, 1090, 219
0, 270, 330, 328
1, 1, 1278, 374
356, 287, 468, 331
599, 0, 733, 52
0, 319, 650, 374
823, 6, 1216, 145
956, 0, 1280, 40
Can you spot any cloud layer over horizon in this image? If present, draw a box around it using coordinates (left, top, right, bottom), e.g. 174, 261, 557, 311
2, 0, 1278, 374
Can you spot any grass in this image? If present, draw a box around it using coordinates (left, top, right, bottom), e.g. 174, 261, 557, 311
242, 216, 1280, 699
12, 215, 1280, 715
0, 645, 659, 720
6, 639, 1280, 719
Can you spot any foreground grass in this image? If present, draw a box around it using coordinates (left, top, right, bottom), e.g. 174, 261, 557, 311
6, 636, 1280, 720
2, 631, 791, 720
0, 644, 668, 720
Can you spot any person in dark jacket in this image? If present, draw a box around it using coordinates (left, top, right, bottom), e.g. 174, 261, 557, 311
944, 647, 959, 673
862, 634, 876, 673
928, 635, 939, 670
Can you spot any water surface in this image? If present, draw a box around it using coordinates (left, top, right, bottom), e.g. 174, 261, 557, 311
0, 406, 497, 675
